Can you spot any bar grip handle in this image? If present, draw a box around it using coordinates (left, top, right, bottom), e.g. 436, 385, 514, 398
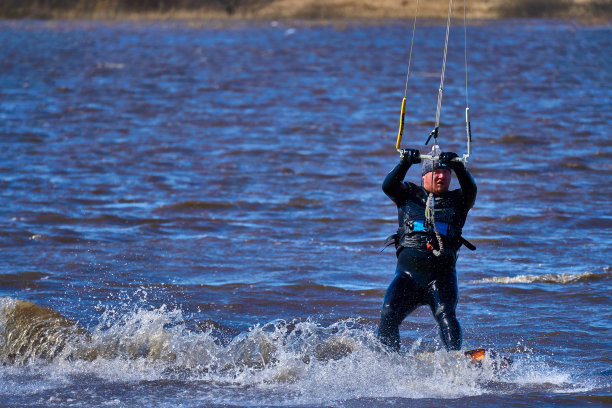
396, 98, 407, 150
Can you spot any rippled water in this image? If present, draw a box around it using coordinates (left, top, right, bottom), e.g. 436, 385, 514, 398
1, 19, 611, 407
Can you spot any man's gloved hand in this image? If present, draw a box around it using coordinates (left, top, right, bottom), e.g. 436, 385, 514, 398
439, 151, 460, 165
400, 148, 421, 164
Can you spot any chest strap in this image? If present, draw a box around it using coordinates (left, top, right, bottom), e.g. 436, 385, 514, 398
411, 220, 450, 236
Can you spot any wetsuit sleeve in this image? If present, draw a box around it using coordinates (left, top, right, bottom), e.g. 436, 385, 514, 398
452, 163, 477, 209
382, 157, 412, 205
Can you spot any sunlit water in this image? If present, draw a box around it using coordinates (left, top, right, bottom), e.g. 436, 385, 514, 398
0, 18, 611, 407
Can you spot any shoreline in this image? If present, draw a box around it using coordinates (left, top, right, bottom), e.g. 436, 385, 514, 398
2, 17, 610, 31
1, 0, 611, 22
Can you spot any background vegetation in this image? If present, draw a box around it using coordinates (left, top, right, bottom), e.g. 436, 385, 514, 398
0, 0, 610, 19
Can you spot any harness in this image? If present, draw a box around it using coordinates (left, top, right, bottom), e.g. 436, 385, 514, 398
383, 190, 476, 256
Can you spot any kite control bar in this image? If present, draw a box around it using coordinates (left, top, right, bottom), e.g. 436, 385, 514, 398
396, 106, 472, 163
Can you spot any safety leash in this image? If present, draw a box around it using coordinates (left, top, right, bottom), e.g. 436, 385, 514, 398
422, 145, 443, 256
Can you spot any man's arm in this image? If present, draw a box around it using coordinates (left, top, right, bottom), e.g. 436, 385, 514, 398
440, 152, 477, 209
382, 149, 420, 205
453, 164, 477, 209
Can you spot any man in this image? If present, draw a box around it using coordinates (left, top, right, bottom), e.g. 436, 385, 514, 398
377, 148, 477, 352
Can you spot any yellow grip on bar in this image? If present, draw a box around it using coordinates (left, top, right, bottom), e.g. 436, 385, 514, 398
396, 98, 407, 150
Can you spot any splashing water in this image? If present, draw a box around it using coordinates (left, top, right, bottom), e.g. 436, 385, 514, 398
0, 297, 594, 407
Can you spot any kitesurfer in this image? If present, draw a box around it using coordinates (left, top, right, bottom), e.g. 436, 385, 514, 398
377, 148, 477, 352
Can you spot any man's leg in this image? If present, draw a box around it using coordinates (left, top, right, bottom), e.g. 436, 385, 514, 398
377, 267, 419, 352
427, 274, 462, 350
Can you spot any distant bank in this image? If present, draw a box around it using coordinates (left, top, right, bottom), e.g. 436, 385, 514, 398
1, 0, 611, 20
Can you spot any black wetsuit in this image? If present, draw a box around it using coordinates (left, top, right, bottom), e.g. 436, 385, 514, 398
377, 156, 477, 351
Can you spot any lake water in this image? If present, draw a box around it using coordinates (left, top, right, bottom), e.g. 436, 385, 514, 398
0, 18, 611, 407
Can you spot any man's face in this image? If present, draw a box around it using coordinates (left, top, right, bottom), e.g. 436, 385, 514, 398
422, 169, 451, 195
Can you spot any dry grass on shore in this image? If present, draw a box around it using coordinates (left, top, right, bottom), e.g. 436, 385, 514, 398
1, 0, 611, 20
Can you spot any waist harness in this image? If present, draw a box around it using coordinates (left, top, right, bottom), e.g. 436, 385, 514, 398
384, 197, 476, 254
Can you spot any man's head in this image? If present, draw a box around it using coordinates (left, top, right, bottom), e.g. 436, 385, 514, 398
422, 160, 452, 195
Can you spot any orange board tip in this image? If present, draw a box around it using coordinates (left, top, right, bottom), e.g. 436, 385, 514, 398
464, 348, 486, 361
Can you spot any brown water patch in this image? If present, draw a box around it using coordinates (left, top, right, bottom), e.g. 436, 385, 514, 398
573, 217, 612, 229
469, 238, 532, 248
0, 298, 186, 365
313, 335, 356, 361
0, 298, 87, 365
195, 319, 241, 339
156, 200, 236, 212
0, 271, 48, 290
559, 162, 591, 170
490, 134, 549, 146
280, 197, 323, 209
474, 215, 544, 224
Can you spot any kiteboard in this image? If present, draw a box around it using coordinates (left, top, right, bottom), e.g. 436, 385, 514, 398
464, 347, 486, 361
464, 348, 512, 369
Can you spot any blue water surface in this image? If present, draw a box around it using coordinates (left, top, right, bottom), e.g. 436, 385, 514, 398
0, 18, 611, 407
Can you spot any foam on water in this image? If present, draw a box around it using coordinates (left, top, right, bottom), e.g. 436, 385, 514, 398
472, 270, 611, 285
0, 297, 595, 406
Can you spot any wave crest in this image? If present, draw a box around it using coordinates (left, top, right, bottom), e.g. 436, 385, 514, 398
473, 270, 610, 285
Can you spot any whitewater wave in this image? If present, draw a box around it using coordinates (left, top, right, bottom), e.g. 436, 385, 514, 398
472, 270, 610, 285
0, 297, 592, 405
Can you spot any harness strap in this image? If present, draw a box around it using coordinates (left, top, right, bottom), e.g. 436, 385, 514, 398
381, 228, 476, 253
459, 236, 476, 251
411, 220, 449, 236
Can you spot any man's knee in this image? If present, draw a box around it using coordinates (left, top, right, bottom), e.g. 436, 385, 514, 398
380, 301, 404, 323
434, 309, 462, 350
433, 303, 456, 322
